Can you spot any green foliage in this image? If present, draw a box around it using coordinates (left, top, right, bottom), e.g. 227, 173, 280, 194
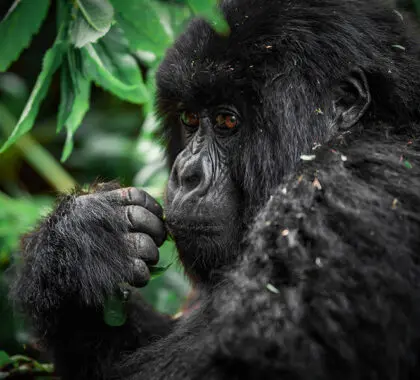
0, 193, 53, 262
0, 351, 55, 377
150, 263, 172, 279
188, 0, 230, 34
70, 0, 114, 48
103, 293, 128, 327
0, 351, 9, 367
58, 48, 91, 161
110, 0, 174, 57
0, 27, 68, 154
0, 0, 229, 369
82, 28, 149, 105
0, 0, 50, 72
0, 0, 227, 160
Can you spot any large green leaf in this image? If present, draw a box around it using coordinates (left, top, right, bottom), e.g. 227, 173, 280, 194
0, 0, 50, 72
187, 0, 230, 35
82, 28, 149, 104
110, 0, 174, 57
0, 28, 67, 153
58, 49, 91, 162
163, 2, 192, 37
70, 0, 114, 47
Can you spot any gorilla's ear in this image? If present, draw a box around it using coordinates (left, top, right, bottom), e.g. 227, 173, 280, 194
332, 69, 371, 130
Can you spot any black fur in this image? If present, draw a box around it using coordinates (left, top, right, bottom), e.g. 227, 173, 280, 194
11, 0, 420, 379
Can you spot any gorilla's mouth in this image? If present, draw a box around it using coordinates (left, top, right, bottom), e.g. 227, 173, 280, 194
166, 217, 224, 237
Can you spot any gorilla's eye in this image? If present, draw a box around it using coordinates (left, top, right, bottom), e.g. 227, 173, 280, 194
215, 114, 239, 129
180, 111, 200, 128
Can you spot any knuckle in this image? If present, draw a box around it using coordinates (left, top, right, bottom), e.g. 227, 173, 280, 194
125, 206, 135, 227
137, 188, 147, 206
120, 188, 131, 203
127, 187, 139, 203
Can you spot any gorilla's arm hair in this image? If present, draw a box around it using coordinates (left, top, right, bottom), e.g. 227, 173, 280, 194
11, 192, 173, 380
116, 124, 420, 380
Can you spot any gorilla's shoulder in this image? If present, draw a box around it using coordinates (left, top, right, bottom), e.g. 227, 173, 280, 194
206, 124, 420, 378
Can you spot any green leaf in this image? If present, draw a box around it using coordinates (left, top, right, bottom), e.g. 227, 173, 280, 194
103, 294, 127, 327
0, 350, 10, 367
0, 0, 50, 72
70, 0, 114, 47
110, 0, 174, 56
164, 2, 192, 37
0, 28, 67, 153
58, 49, 91, 162
404, 160, 413, 169
82, 27, 149, 104
187, 0, 230, 35
150, 264, 172, 280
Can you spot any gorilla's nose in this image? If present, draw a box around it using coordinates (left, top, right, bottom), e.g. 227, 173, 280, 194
169, 152, 211, 200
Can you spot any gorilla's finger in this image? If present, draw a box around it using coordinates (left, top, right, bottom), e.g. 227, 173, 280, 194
106, 188, 163, 218
126, 206, 166, 246
126, 233, 159, 265
130, 258, 150, 287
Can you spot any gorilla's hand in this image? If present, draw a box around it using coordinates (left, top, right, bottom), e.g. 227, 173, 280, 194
13, 185, 166, 313
76, 187, 166, 287
12, 185, 172, 375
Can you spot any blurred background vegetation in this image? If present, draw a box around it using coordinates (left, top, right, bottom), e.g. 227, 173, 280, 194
0, 0, 419, 377
0, 0, 229, 377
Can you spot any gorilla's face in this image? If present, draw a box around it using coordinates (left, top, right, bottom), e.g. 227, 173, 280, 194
159, 12, 371, 283
164, 106, 244, 281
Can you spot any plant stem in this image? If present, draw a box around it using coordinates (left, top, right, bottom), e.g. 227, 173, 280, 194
0, 103, 77, 192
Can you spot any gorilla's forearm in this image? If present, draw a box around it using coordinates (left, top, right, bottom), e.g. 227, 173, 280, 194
49, 294, 174, 380
32, 295, 172, 380
11, 192, 173, 379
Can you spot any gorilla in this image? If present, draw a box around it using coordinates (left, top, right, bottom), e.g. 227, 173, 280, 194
11, 0, 420, 379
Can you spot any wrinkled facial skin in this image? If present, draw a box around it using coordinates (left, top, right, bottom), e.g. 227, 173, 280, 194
165, 107, 244, 283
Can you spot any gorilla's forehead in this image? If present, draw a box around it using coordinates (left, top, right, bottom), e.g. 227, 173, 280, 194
156, 0, 396, 111
157, 24, 260, 110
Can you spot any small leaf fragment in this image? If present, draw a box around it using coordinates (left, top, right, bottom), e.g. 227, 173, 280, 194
300, 154, 316, 161
103, 294, 127, 327
150, 264, 172, 280
266, 283, 280, 294
404, 160, 413, 169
